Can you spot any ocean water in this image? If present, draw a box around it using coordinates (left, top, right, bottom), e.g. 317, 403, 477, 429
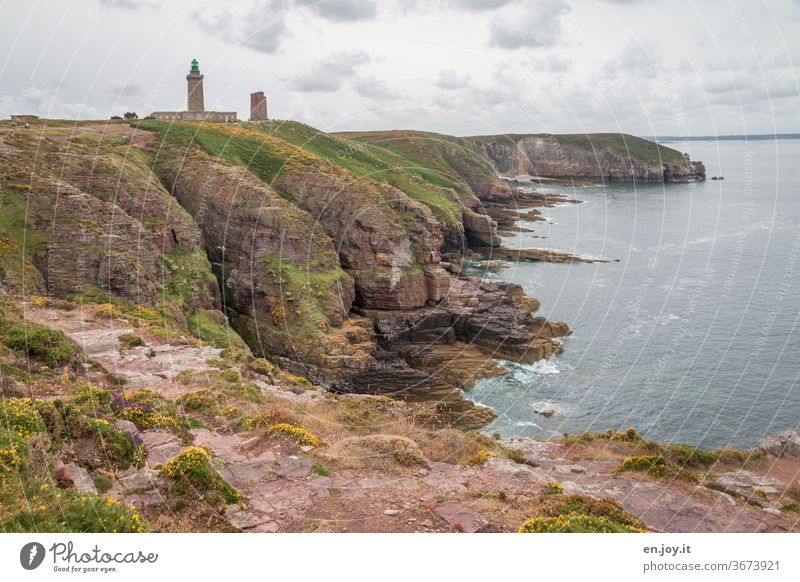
466, 139, 800, 450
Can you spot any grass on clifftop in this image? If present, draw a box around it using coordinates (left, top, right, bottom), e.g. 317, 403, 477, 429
467, 132, 687, 167
138, 119, 464, 224
248, 121, 468, 225
336, 129, 504, 199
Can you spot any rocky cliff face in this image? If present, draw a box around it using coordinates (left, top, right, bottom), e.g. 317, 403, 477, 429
468, 134, 706, 183
0, 124, 220, 326
0, 120, 574, 429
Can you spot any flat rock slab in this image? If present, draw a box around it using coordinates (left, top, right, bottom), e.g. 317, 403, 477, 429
191, 429, 248, 462
219, 459, 278, 489
552, 464, 588, 475
712, 470, 785, 494
141, 430, 182, 468
224, 505, 276, 531
434, 503, 488, 533
117, 468, 160, 493
275, 456, 312, 480
25, 307, 224, 384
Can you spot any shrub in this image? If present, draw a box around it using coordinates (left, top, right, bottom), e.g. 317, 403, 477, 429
160, 447, 241, 505
220, 346, 250, 363
266, 423, 319, 447
312, 463, 330, 477
4, 323, 74, 366
219, 346, 251, 363
518, 513, 644, 533
0, 398, 46, 439
243, 383, 263, 404
505, 449, 525, 463
94, 473, 113, 493
238, 406, 296, 432
326, 434, 428, 470
1, 489, 146, 533
658, 443, 718, 468
95, 303, 123, 319
218, 369, 240, 384
615, 455, 667, 477
112, 390, 179, 431
249, 358, 276, 376
70, 385, 111, 414
543, 481, 564, 495
0, 430, 27, 475
468, 449, 496, 466
67, 416, 145, 470
176, 390, 222, 414
535, 494, 646, 530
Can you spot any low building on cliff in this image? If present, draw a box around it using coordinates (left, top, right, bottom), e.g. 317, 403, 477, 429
151, 59, 237, 122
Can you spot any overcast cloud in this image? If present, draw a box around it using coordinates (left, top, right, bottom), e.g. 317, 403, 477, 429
0, 0, 798, 136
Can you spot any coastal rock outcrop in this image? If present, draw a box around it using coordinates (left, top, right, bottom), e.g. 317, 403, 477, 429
468, 134, 705, 183
756, 430, 800, 458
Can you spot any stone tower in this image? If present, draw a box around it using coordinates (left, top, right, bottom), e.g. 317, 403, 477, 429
249, 91, 268, 121
186, 59, 204, 112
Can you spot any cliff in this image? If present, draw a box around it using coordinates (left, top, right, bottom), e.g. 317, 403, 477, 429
3, 120, 795, 536
465, 132, 705, 183
0, 119, 574, 430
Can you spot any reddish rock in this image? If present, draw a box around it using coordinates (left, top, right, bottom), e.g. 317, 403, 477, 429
54, 461, 98, 494
433, 503, 488, 533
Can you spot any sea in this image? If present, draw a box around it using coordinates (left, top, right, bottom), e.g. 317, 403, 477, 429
465, 138, 800, 450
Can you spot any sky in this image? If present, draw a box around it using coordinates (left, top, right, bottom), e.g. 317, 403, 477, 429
1, 0, 798, 136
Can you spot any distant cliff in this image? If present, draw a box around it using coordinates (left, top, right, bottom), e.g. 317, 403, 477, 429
465, 133, 705, 183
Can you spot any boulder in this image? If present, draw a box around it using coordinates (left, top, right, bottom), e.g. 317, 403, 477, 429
755, 430, 800, 458
463, 208, 501, 248
54, 461, 98, 494
533, 403, 558, 417
112, 419, 141, 442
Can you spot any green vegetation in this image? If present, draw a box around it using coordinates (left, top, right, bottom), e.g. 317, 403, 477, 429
160, 246, 219, 313
94, 473, 113, 493
187, 308, 248, 350
257, 253, 350, 341
543, 481, 564, 495
3, 322, 74, 367
0, 397, 146, 532
262, 122, 469, 225
160, 446, 242, 505
112, 389, 180, 431
266, 423, 320, 447
177, 389, 223, 414
137, 120, 303, 185
518, 513, 644, 533
338, 128, 501, 200
615, 455, 668, 477
467, 132, 686, 167
0, 398, 46, 439
0, 185, 50, 293
311, 463, 330, 477
2, 487, 146, 533
534, 493, 647, 530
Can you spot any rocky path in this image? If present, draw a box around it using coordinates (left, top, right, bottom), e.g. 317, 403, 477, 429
26, 304, 799, 533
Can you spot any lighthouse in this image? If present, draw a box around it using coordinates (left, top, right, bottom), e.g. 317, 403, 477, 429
150, 59, 237, 122
186, 59, 205, 112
